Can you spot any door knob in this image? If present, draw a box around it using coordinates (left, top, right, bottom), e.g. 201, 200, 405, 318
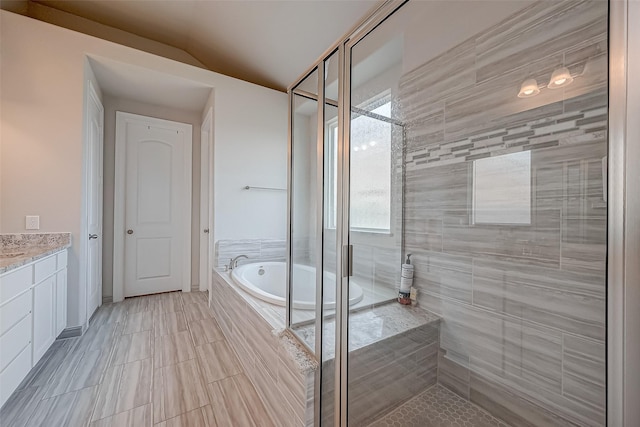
127, 229, 134, 235
204, 229, 210, 233
89, 234, 98, 240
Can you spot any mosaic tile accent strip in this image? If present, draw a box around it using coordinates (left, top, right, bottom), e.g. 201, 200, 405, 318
403, 106, 607, 172
367, 384, 510, 427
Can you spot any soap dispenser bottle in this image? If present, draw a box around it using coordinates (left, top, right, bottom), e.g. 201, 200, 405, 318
398, 254, 413, 305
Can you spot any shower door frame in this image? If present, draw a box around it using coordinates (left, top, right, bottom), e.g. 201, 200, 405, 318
287, 0, 638, 425
608, 1, 640, 426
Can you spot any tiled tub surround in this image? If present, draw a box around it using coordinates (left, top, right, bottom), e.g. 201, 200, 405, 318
397, 1, 607, 426
211, 270, 316, 427
0, 233, 71, 274
212, 268, 442, 427
215, 239, 286, 269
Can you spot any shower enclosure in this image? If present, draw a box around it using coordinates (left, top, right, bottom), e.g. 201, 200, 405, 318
288, 1, 610, 425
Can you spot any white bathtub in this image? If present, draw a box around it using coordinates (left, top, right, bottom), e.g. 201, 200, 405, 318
231, 262, 364, 310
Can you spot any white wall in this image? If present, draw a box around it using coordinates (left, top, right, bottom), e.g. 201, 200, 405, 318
0, 10, 288, 328
212, 94, 288, 241
101, 96, 203, 300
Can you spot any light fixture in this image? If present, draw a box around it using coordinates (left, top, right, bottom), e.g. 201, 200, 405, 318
369, 141, 377, 146
361, 145, 367, 151
548, 66, 573, 89
353, 146, 360, 152
517, 78, 540, 98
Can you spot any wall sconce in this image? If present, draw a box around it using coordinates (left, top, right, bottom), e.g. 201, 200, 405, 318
517, 78, 541, 98
547, 66, 574, 89
517, 66, 575, 98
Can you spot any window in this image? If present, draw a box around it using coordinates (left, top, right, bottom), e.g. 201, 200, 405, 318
473, 151, 531, 225
325, 99, 393, 232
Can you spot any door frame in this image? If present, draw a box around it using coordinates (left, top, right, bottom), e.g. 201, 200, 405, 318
113, 111, 192, 302
81, 78, 104, 329
199, 108, 214, 292
608, 1, 640, 425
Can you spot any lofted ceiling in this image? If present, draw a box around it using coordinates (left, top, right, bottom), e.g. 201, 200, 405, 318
1, 0, 379, 91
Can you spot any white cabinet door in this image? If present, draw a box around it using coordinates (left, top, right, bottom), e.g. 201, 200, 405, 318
33, 275, 56, 364
55, 269, 67, 337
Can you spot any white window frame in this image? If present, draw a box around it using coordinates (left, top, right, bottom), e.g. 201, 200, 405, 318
325, 92, 395, 234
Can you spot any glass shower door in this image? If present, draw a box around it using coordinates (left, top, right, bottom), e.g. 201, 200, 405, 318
341, 0, 608, 426
345, 20, 407, 425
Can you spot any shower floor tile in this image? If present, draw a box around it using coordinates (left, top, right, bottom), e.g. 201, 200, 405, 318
367, 384, 511, 427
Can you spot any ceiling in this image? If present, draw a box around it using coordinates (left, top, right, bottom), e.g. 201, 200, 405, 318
2, 0, 379, 92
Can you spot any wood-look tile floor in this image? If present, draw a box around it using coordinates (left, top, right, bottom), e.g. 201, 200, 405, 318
0, 291, 275, 427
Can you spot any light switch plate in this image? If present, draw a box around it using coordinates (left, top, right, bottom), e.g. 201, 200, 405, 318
26, 215, 40, 230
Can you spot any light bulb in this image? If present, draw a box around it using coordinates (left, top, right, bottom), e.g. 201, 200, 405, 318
548, 67, 573, 89
369, 141, 377, 146
361, 145, 367, 151
518, 78, 540, 98
353, 146, 359, 152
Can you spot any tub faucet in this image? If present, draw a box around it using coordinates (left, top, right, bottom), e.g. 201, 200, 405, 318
229, 255, 249, 270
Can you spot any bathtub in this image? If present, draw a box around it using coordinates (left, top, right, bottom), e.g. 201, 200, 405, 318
231, 262, 364, 310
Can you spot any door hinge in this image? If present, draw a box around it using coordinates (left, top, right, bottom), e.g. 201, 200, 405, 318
342, 245, 353, 278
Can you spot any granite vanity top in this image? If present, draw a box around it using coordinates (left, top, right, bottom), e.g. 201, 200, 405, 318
0, 233, 72, 275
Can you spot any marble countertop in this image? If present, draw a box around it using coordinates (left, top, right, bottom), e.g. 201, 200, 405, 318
294, 302, 441, 360
0, 233, 72, 275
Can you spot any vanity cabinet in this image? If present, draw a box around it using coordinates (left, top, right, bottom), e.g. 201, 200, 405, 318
33, 274, 56, 363
0, 249, 68, 409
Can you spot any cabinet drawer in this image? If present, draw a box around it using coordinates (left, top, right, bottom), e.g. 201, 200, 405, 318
57, 250, 68, 269
0, 265, 32, 305
0, 313, 32, 372
0, 290, 32, 336
34, 255, 57, 283
0, 342, 32, 409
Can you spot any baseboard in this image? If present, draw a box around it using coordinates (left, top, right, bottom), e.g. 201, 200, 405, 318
102, 296, 113, 304
58, 326, 83, 339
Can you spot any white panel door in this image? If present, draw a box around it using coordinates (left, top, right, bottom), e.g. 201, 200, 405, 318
86, 82, 103, 318
123, 115, 192, 297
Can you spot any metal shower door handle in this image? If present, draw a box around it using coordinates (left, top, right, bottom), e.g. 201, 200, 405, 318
127, 229, 134, 235
89, 234, 98, 240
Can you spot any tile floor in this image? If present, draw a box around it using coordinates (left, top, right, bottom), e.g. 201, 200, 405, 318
367, 384, 510, 427
1, 291, 514, 427
0, 291, 275, 427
